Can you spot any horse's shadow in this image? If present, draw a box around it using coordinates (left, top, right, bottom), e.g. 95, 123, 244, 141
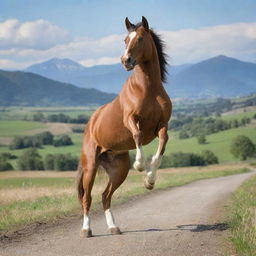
92, 222, 229, 237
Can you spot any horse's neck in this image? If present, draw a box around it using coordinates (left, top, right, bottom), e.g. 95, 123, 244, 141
132, 52, 162, 91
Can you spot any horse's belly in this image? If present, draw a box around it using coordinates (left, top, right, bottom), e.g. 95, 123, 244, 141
95, 119, 157, 152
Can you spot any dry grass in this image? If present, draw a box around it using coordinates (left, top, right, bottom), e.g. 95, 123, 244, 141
0, 162, 248, 179
222, 106, 256, 116
0, 164, 251, 233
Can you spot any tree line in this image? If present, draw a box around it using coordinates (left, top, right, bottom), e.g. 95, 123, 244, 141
33, 112, 89, 124
9, 132, 73, 150
173, 116, 252, 140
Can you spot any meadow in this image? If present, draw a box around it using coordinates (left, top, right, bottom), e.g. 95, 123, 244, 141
0, 103, 255, 234
229, 173, 256, 256
0, 107, 255, 166
0, 163, 249, 233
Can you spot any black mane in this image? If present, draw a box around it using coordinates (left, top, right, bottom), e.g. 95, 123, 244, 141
132, 23, 168, 83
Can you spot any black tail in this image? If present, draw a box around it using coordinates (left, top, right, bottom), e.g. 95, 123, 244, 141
76, 159, 84, 205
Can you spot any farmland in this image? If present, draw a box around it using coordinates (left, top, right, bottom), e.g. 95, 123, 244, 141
0, 97, 255, 235
0, 107, 255, 166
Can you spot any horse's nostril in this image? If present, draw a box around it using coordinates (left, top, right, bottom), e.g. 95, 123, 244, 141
127, 57, 131, 63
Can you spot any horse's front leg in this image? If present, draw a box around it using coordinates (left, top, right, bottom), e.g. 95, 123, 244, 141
145, 123, 168, 190
126, 115, 145, 172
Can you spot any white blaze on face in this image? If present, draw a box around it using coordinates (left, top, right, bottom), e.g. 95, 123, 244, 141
124, 31, 137, 59
105, 208, 117, 228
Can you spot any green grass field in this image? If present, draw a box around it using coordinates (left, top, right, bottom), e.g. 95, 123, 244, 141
221, 109, 256, 121
0, 120, 46, 137
1, 123, 255, 166
0, 105, 255, 168
229, 174, 256, 256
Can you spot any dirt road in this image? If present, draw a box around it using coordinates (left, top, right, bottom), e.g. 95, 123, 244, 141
1, 171, 254, 256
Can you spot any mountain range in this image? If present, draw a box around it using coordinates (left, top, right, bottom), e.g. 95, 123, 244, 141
0, 55, 255, 106
25, 55, 256, 98
0, 70, 115, 106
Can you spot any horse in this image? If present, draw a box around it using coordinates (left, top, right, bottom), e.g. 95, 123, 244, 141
77, 16, 172, 238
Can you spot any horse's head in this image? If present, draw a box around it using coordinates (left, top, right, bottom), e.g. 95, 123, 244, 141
121, 16, 153, 71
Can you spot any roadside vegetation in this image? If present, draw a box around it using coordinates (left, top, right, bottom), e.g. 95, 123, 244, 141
0, 164, 249, 234
229, 174, 256, 256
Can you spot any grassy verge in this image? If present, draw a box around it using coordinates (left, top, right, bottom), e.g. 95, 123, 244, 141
0, 165, 249, 233
229, 174, 256, 256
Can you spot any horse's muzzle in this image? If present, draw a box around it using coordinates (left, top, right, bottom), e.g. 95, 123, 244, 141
121, 56, 136, 71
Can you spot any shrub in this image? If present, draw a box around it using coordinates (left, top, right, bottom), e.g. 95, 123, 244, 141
53, 135, 73, 147
9, 136, 25, 149
33, 112, 45, 122
179, 129, 189, 139
72, 126, 84, 133
17, 148, 44, 170
44, 154, 55, 170
160, 152, 205, 168
0, 153, 13, 171
50, 153, 78, 171
230, 136, 255, 160
197, 134, 206, 144
9, 132, 54, 150
36, 131, 54, 145
201, 150, 219, 164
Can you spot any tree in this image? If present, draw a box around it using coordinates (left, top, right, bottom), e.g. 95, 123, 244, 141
0, 153, 13, 171
33, 112, 45, 122
36, 131, 54, 145
230, 136, 255, 160
9, 136, 25, 149
53, 135, 73, 147
44, 154, 55, 170
179, 129, 189, 139
197, 134, 206, 144
201, 150, 219, 164
17, 148, 44, 170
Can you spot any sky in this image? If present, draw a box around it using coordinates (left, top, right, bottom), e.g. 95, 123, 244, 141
0, 0, 256, 69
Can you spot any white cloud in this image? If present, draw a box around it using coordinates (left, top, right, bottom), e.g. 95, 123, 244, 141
79, 57, 121, 67
0, 20, 256, 70
161, 22, 256, 65
0, 19, 71, 50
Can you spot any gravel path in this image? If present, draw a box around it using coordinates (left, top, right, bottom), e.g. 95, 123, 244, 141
1, 171, 254, 256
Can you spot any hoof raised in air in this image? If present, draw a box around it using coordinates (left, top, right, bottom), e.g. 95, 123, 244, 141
133, 161, 145, 172
144, 177, 154, 190
80, 229, 93, 238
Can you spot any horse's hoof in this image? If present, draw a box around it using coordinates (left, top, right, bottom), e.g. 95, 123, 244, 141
144, 178, 154, 190
133, 161, 145, 172
80, 229, 93, 238
109, 227, 122, 235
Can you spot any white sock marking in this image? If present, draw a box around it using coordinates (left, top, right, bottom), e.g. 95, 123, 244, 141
105, 209, 117, 228
123, 31, 137, 58
82, 214, 90, 230
147, 146, 162, 183
134, 145, 145, 170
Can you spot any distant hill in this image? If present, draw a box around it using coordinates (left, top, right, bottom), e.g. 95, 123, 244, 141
25, 58, 130, 93
25, 55, 256, 98
168, 55, 256, 98
0, 70, 115, 106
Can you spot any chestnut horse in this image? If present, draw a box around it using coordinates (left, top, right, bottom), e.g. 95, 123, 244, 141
77, 16, 172, 238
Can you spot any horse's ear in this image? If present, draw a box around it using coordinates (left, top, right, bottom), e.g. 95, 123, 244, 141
125, 17, 134, 31
142, 16, 149, 31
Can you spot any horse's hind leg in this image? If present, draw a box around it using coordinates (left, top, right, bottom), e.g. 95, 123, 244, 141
100, 152, 130, 234
78, 139, 100, 238
145, 122, 168, 190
